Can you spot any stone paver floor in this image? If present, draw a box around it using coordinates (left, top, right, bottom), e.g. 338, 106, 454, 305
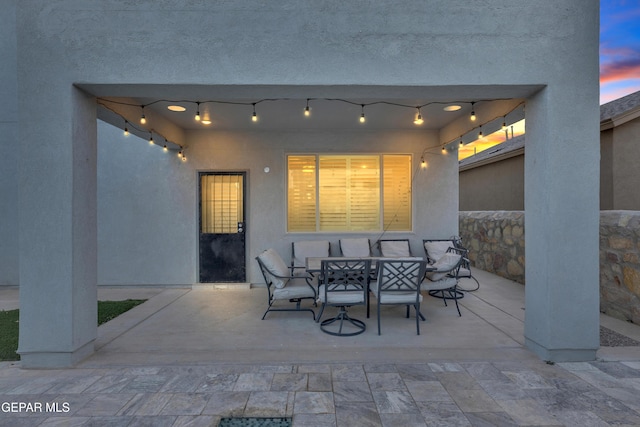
2, 359, 640, 426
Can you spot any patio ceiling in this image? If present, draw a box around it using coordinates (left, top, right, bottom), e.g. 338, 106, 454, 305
84, 83, 541, 133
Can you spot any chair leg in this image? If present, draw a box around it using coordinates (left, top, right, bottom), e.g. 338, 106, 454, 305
316, 303, 326, 323
415, 304, 420, 335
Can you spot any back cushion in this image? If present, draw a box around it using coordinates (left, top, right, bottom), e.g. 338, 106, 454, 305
340, 238, 371, 257
424, 240, 454, 264
380, 240, 411, 257
293, 240, 330, 267
258, 248, 290, 288
425, 253, 461, 281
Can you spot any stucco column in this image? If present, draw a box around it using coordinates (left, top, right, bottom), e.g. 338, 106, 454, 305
524, 87, 600, 362
17, 87, 98, 368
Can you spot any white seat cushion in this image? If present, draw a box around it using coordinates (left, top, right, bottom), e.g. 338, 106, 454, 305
369, 281, 422, 304
422, 276, 457, 291
258, 248, 290, 289
423, 241, 454, 264
340, 238, 371, 257
272, 277, 315, 300
317, 285, 365, 304
425, 253, 461, 281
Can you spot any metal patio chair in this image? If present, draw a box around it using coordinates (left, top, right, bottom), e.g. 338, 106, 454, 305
422, 252, 465, 317
423, 237, 479, 291
316, 259, 371, 336
256, 248, 316, 320
370, 259, 427, 335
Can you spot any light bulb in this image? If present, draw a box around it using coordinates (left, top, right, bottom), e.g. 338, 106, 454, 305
163, 144, 168, 152
195, 102, 201, 121
442, 146, 447, 153
149, 136, 154, 145
182, 156, 187, 162
478, 130, 483, 139
124, 127, 129, 137
359, 113, 366, 123
502, 120, 507, 131
413, 114, 423, 125
304, 106, 310, 117
470, 102, 476, 121
252, 112, 258, 122
178, 151, 182, 158
140, 114, 146, 125
420, 157, 427, 168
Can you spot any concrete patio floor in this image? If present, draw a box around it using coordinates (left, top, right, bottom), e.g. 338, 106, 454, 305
1, 269, 640, 426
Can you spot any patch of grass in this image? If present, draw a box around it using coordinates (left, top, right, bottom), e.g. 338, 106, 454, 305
0, 299, 147, 362
0, 309, 19, 361
97, 299, 146, 325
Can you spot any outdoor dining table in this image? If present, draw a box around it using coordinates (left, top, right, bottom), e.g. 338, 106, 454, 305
304, 256, 425, 275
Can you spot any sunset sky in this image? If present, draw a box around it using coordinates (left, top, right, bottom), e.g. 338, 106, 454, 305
600, 0, 640, 104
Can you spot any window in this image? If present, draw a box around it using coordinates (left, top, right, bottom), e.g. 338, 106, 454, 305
287, 154, 412, 232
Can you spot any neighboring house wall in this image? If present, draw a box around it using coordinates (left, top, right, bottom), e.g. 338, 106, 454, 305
459, 154, 524, 211
608, 119, 640, 210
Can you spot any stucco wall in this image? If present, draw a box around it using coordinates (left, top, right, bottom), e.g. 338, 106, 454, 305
459, 155, 524, 211
0, 0, 18, 286
97, 121, 455, 285
610, 120, 640, 210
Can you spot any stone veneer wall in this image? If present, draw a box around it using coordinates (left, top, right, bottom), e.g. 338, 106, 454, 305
458, 211, 526, 284
600, 211, 640, 324
459, 210, 640, 324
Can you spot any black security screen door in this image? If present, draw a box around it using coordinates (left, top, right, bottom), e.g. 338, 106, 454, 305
198, 172, 246, 282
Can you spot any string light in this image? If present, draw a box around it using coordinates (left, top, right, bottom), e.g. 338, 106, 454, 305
195, 102, 201, 121
98, 97, 522, 165
413, 107, 424, 125
163, 139, 168, 152
420, 156, 427, 168
304, 99, 311, 117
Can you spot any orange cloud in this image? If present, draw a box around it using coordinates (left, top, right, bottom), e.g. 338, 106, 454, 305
600, 45, 640, 84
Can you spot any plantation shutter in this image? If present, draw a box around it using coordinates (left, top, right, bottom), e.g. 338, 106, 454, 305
382, 154, 412, 231
318, 155, 380, 231
287, 156, 317, 232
